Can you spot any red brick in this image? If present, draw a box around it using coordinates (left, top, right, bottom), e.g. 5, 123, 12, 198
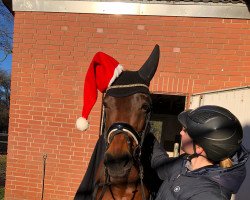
7, 11, 250, 200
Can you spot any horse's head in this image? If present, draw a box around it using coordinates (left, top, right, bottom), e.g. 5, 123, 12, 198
103, 93, 151, 178
102, 45, 160, 179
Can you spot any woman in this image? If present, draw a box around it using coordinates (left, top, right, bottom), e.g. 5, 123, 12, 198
151, 105, 248, 200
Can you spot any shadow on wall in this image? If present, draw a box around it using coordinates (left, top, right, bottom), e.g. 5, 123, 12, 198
236, 125, 250, 200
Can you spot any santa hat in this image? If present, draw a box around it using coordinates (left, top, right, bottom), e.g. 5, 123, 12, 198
76, 52, 123, 131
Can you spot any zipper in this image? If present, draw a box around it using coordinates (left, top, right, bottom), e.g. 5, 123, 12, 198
172, 173, 181, 182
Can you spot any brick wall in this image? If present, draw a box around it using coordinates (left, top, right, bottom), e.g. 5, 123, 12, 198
5, 12, 250, 199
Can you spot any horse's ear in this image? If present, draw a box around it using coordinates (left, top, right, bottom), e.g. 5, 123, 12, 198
138, 44, 160, 83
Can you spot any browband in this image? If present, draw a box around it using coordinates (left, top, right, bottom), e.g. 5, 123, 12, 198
107, 84, 148, 91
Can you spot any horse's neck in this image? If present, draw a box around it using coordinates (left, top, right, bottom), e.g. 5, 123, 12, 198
109, 182, 139, 199
109, 178, 149, 200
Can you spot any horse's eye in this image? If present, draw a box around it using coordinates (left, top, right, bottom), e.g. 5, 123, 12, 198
141, 104, 151, 113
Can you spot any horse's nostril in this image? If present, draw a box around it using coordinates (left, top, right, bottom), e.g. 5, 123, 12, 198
104, 153, 113, 166
123, 157, 128, 167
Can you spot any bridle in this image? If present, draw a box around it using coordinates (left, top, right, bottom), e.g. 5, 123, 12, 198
106, 122, 142, 160
95, 110, 152, 200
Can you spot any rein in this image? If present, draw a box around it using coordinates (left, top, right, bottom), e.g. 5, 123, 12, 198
95, 112, 151, 200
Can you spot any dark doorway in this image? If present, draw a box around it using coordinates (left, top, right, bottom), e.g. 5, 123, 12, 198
150, 94, 186, 154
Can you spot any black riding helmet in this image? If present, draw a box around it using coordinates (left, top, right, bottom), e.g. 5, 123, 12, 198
178, 105, 243, 162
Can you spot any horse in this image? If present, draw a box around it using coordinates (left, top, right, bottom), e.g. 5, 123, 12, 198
94, 93, 152, 200
74, 45, 161, 200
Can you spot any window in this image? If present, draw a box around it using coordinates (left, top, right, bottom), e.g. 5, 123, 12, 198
150, 94, 186, 154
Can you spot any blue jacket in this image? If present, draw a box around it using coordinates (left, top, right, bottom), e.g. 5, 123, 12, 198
151, 140, 249, 200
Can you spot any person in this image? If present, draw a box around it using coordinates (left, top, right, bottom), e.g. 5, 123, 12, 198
151, 105, 249, 200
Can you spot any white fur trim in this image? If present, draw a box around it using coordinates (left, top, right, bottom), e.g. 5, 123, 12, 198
76, 117, 89, 131
108, 64, 123, 87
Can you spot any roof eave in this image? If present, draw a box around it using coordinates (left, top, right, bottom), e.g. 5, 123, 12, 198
12, 0, 250, 19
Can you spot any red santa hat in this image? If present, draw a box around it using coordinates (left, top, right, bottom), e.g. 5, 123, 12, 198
76, 52, 123, 131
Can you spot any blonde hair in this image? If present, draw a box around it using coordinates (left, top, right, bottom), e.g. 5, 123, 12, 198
219, 158, 233, 168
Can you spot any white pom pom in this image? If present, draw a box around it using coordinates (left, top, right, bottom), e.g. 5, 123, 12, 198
76, 117, 89, 131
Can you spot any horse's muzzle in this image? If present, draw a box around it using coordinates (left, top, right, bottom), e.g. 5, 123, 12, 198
104, 153, 133, 178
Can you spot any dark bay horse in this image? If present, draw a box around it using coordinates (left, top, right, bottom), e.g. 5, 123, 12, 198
95, 93, 152, 199
74, 45, 161, 200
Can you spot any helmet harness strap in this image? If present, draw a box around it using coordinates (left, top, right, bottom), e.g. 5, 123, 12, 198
186, 142, 207, 161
